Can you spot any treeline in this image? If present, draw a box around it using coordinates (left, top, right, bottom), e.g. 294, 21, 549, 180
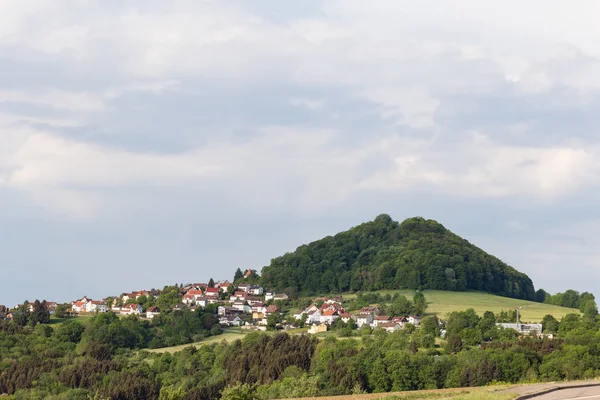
536, 289, 597, 314
3, 303, 600, 399
261, 214, 535, 300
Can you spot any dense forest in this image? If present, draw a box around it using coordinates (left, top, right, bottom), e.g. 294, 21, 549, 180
261, 215, 535, 300
2, 306, 600, 399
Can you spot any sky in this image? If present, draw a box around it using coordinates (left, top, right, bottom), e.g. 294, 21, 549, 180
1, 0, 599, 306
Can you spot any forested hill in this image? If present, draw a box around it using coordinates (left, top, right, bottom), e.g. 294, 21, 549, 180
260, 214, 536, 300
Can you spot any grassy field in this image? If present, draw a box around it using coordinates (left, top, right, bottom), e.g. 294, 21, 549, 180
286, 385, 515, 400
343, 290, 579, 322
48, 314, 92, 328
145, 330, 249, 354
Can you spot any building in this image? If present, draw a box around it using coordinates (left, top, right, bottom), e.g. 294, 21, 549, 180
86, 300, 108, 313
379, 322, 402, 332
146, 306, 160, 319
372, 315, 391, 327
122, 304, 143, 315
232, 301, 251, 314
249, 285, 264, 296
308, 324, 328, 334
320, 310, 339, 325
407, 315, 422, 326
265, 291, 276, 301
356, 312, 374, 327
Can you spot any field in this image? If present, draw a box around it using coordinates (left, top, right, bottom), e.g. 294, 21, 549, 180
286, 385, 515, 400
343, 290, 579, 322
145, 330, 248, 354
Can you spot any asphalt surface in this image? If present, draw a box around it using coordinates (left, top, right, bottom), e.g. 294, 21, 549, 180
532, 387, 600, 400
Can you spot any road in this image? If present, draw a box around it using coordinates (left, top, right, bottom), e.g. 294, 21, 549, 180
533, 387, 600, 400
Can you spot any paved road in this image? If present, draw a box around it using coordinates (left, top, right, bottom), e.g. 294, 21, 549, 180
533, 387, 600, 400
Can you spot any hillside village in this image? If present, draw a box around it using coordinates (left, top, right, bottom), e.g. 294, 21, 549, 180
0, 269, 434, 335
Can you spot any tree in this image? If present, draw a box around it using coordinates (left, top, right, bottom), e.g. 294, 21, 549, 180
413, 292, 427, 316
208, 278, 215, 288
54, 304, 69, 318
234, 268, 244, 282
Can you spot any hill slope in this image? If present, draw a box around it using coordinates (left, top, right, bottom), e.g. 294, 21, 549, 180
344, 290, 578, 322
261, 215, 535, 300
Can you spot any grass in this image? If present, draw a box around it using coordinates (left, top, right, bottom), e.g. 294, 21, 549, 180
343, 290, 579, 322
145, 330, 249, 354
48, 314, 93, 328
286, 385, 515, 400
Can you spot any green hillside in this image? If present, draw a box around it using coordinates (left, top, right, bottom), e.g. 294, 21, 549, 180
343, 290, 579, 322
261, 215, 535, 300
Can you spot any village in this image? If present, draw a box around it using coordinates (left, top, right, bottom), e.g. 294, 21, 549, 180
0, 269, 429, 335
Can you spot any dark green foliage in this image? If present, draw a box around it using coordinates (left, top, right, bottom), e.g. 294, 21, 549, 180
234, 268, 244, 282
261, 215, 535, 300
4, 307, 600, 399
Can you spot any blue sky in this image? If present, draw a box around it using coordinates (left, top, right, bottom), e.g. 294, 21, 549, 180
1, 0, 599, 306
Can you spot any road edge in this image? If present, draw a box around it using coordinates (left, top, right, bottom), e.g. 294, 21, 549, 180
515, 382, 600, 400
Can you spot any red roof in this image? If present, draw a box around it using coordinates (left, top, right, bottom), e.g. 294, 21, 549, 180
206, 287, 219, 293
233, 291, 246, 297
266, 305, 278, 313
375, 316, 390, 321
186, 289, 203, 295
322, 310, 339, 316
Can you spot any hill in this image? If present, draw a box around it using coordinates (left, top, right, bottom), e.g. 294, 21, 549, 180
343, 290, 580, 322
261, 215, 535, 300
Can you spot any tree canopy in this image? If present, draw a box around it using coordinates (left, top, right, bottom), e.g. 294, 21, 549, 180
261, 215, 535, 300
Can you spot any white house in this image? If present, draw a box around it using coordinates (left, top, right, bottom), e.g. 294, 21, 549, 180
319, 310, 339, 325
232, 301, 252, 314
249, 285, 264, 295
86, 300, 108, 313
265, 292, 275, 302
220, 315, 242, 326
122, 304, 143, 315
305, 309, 321, 325
372, 315, 391, 328
237, 283, 250, 293
340, 313, 355, 323
379, 322, 402, 332
146, 306, 160, 319
251, 303, 267, 314
408, 316, 422, 326
356, 312, 374, 327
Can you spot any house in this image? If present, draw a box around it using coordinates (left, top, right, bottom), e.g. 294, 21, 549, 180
245, 296, 263, 306
324, 297, 343, 305
273, 293, 289, 302
249, 285, 264, 295
340, 313, 355, 323
320, 310, 340, 325
220, 315, 242, 326
218, 306, 244, 317
408, 315, 422, 326
237, 283, 250, 292
321, 303, 344, 314
265, 305, 278, 316
232, 301, 252, 314
372, 315, 391, 327
308, 324, 328, 334
216, 281, 232, 292
379, 322, 402, 332
46, 302, 58, 315
71, 301, 87, 313
231, 291, 247, 301
305, 309, 321, 324
146, 306, 160, 319
86, 300, 108, 313
265, 291, 275, 301
172, 303, 187, 312
392, 316, 408, 327
356, 312, 374, 327
122, 304, 143, 315
252, 311, 265, 320
360, 306, 381, 316
251, 303, 267, 314
243, 269, 253, 278
205, 287, 220, 298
